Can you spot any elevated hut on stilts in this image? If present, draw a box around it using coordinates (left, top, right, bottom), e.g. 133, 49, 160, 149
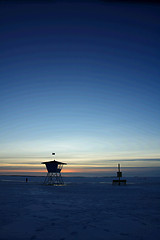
42, 153, 67, 185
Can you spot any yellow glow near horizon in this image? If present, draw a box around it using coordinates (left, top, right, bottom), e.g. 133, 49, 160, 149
1, 159, 160, 170
0, 154, 160, 177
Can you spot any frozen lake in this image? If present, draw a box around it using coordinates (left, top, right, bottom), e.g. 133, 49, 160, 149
0, 176, 160, 240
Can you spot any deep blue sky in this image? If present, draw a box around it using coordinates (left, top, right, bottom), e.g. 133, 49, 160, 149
0, 0, 160, 176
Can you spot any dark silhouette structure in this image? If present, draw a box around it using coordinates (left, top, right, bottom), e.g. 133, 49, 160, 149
112, 164, 126, 185
42, 159, 67, 185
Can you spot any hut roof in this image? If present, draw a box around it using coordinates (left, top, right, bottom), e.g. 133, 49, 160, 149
41, 160, 67, 165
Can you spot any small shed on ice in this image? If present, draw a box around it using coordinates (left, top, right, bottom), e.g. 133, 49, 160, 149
112, 164, 126, 185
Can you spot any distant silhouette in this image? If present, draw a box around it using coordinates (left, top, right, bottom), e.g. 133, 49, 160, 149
112, 164, 126, 185
42, 157, 67, 185
26, 177, 28, 183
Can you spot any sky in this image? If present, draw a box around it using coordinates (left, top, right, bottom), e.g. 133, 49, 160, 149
0, 0, 160, 177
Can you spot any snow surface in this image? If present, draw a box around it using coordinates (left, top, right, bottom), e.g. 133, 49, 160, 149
0, 176, 160, 240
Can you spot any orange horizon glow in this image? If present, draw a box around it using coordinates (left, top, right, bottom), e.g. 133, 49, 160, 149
0, 167, 115, 174
0, 169, 46, 173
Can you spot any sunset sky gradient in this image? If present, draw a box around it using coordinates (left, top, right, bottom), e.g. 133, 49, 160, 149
0, 0, 160, 176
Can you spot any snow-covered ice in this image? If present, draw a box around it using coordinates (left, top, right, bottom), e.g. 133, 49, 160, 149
0, 176, 160, 240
